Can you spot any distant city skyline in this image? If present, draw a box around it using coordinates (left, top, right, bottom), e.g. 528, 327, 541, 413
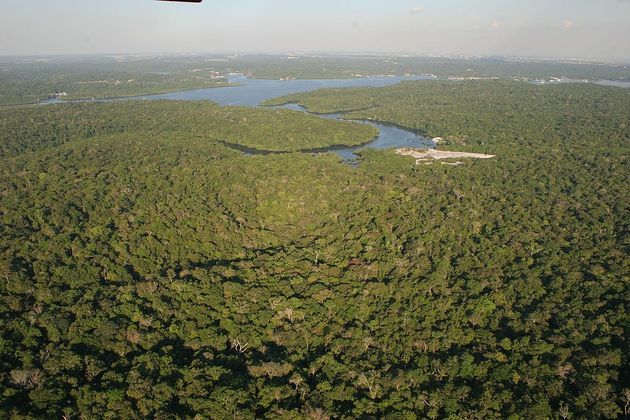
1, 0, 630, 61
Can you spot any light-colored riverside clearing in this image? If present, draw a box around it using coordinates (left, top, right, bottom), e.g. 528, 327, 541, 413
395, 148, 496, 165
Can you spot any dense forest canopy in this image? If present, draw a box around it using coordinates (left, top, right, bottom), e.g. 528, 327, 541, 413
0, 79, 628, 418
263, 80, 630, 152
0, 101, 376, 156
1, 54, 628, 106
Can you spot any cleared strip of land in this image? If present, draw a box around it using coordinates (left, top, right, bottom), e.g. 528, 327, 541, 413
395, 148, 495, 164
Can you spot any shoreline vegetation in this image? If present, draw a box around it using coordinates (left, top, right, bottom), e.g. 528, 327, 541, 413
0, 75, 233, 107
217, 136, 380, 156
0, 81, 242, 111
56, 80, 235, 102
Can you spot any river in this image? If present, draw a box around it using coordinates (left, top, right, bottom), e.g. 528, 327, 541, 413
44, 74, 628, 160
133, 74, 436, 160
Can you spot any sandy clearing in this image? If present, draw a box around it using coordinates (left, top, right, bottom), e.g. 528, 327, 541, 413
395, 148, 495, 164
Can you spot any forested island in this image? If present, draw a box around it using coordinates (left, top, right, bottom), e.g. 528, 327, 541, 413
0, 62, 629, 418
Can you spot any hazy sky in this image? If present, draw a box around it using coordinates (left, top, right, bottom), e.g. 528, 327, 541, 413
1, 0, 630, 61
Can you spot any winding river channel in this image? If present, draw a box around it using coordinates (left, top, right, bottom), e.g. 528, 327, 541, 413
133, 74, 437, 159
43, 74, 629, 159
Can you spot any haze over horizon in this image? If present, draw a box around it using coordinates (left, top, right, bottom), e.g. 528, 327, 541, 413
1, 0, 630, 62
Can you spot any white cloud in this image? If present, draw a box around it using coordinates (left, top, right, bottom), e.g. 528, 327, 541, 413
410, 7, 424, 14
560, 20, 574, 29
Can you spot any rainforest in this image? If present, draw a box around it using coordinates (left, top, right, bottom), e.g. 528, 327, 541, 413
0, 55, 629, 419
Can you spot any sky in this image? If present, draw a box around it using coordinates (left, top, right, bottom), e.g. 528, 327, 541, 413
1, 0, 630, 61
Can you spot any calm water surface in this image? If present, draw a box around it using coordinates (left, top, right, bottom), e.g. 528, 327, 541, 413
136, 74, 436, 159
138, 74, 434, 106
